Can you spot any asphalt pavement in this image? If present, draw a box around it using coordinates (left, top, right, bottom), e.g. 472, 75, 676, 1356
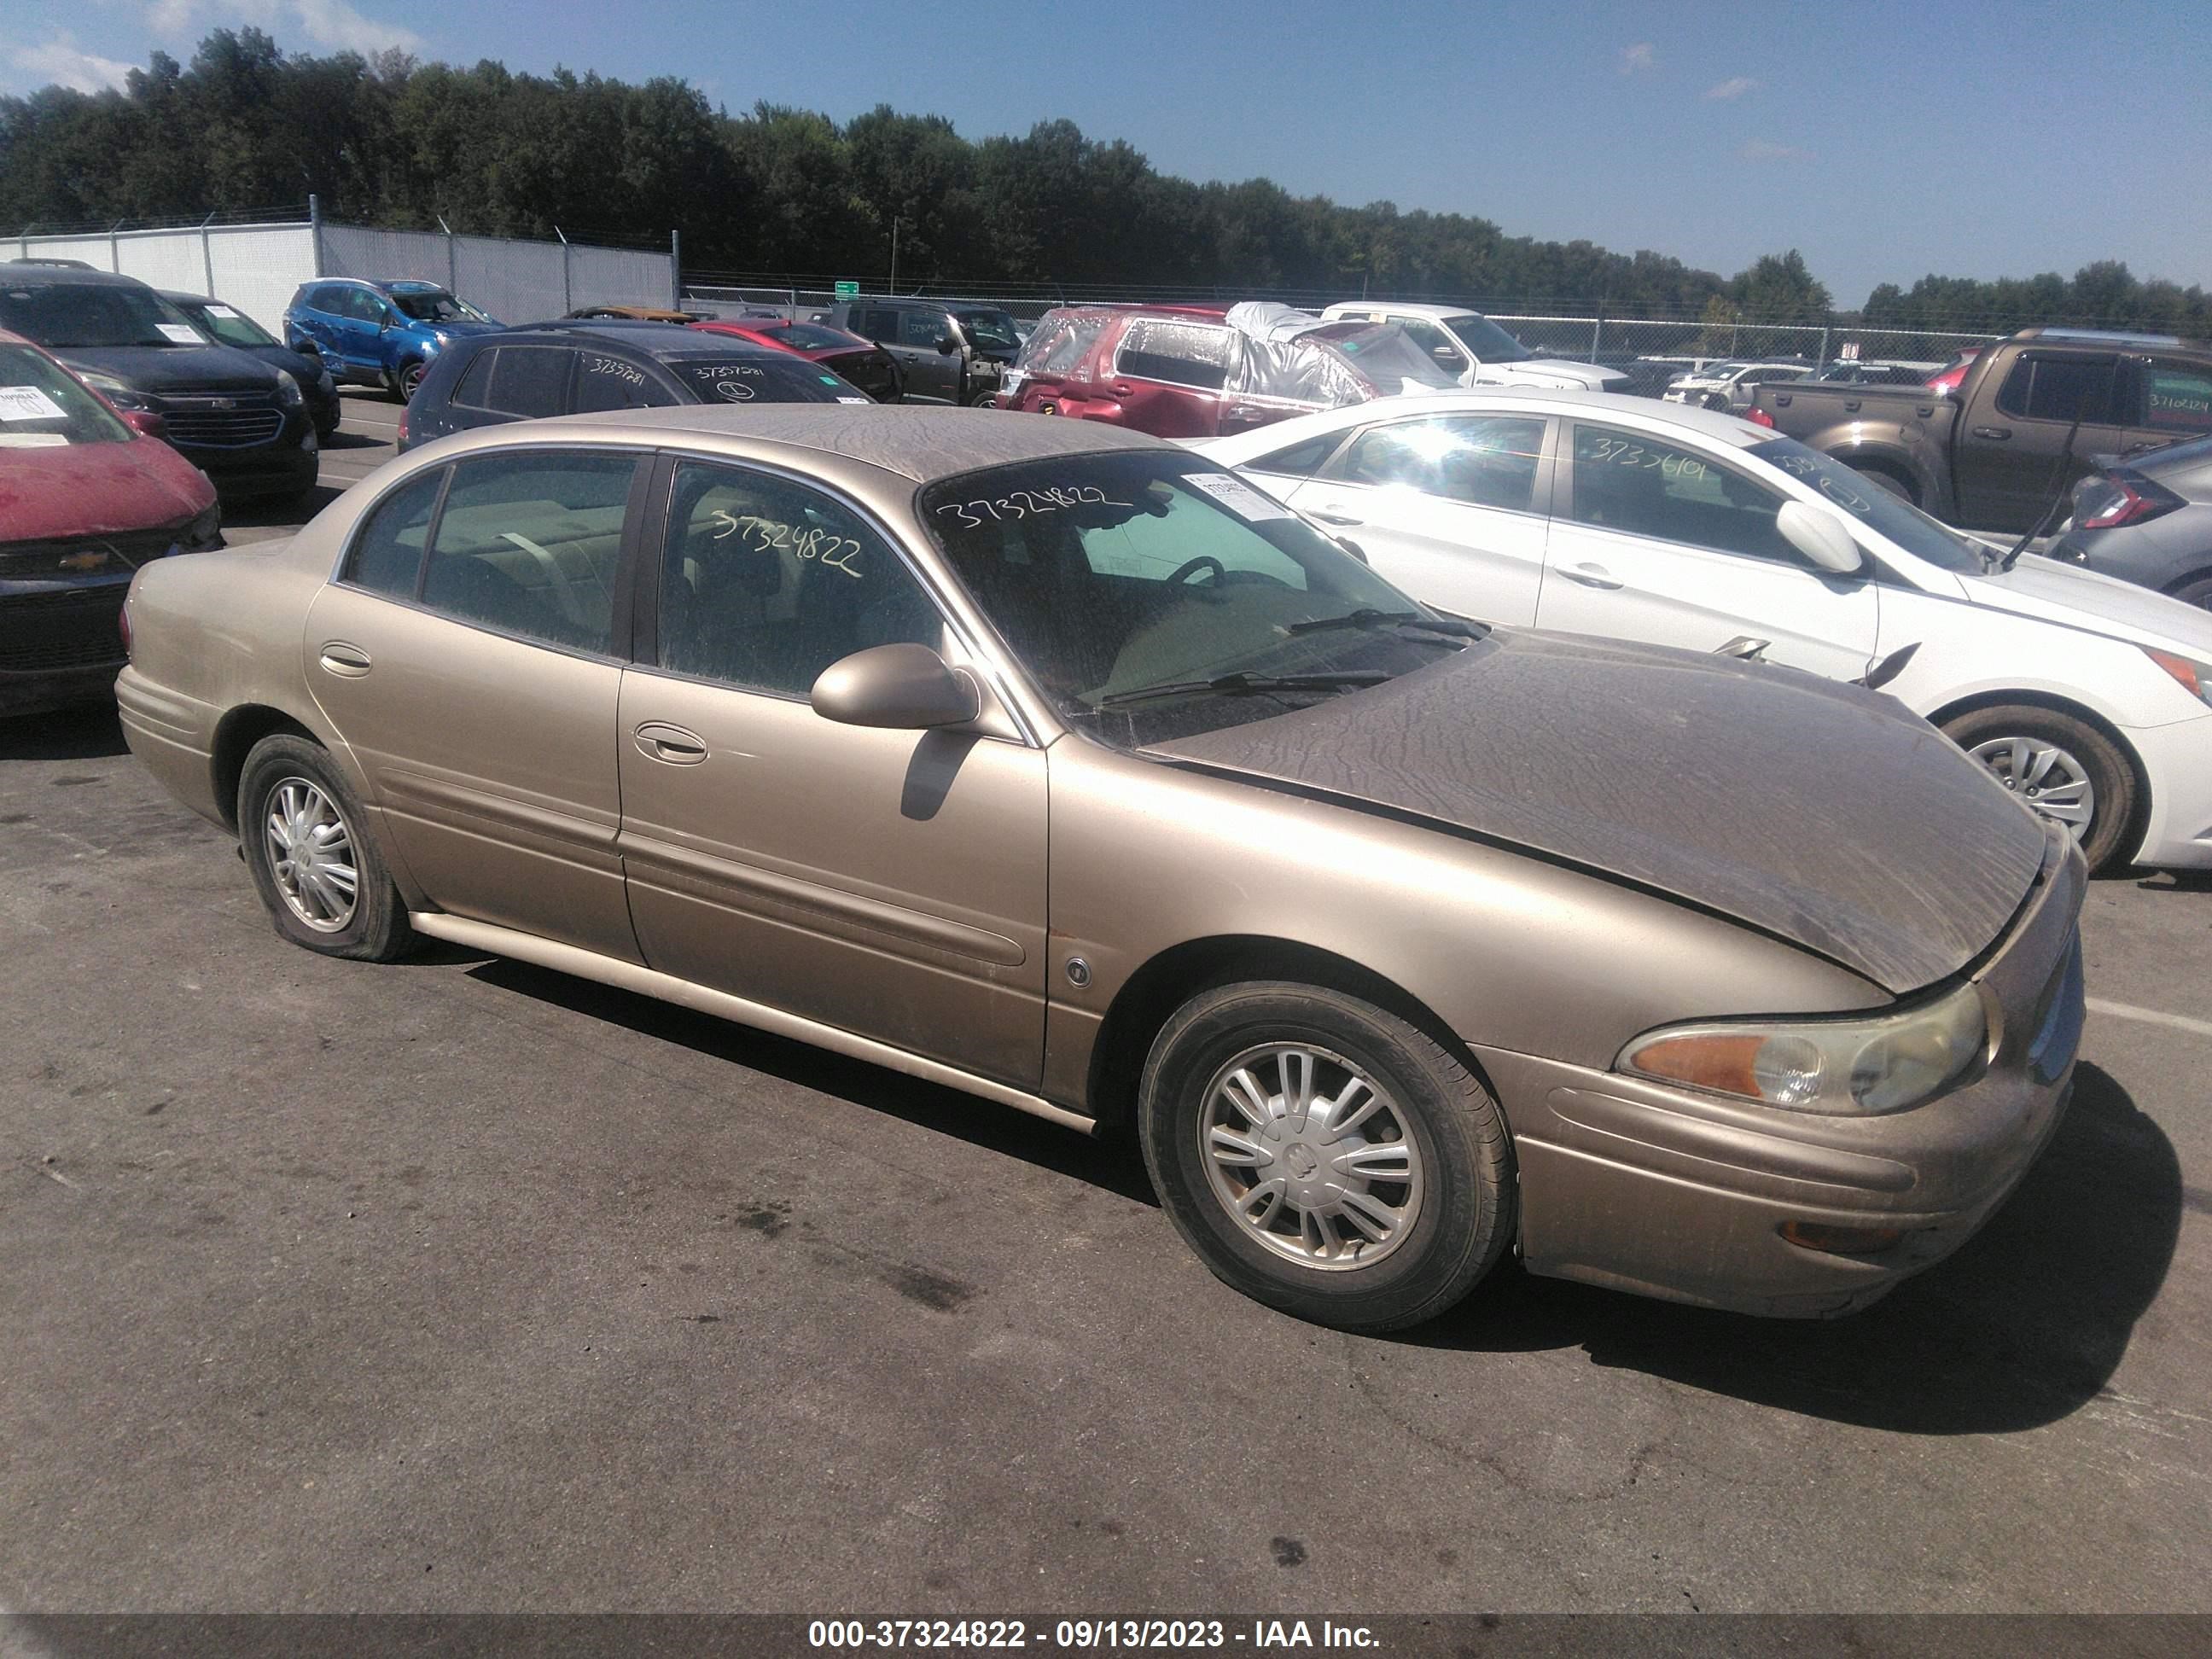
1, 396, 2208, 1618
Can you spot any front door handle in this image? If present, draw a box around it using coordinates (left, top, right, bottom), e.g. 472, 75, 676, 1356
1562, 562, 1623, 590
317, 642, 372, 677
1972, 426, 2012, 440
633, 722, 707, 765
1309, 509, 1364, 526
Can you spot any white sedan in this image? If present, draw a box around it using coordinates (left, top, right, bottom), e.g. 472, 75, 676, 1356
1193, 389, 2212, 872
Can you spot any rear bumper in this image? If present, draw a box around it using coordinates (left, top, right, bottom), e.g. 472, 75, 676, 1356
1480, 826, 2087, 1318
114, 665, 227, 826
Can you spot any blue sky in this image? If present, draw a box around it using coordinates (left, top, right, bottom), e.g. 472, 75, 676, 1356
3, 0, 2207, 306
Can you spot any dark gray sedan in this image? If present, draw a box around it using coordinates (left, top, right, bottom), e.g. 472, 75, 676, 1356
2050, 433, 2212, 608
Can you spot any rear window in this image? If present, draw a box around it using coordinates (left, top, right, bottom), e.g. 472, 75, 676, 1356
667, 357, 861, 405
0, 343, 132, 446
1015, 313, 1109, 377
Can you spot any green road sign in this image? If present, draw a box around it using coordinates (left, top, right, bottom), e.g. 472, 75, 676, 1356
835, 281, 859, 300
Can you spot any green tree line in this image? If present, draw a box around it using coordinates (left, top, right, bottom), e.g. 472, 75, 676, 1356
2, 27, 2204, 338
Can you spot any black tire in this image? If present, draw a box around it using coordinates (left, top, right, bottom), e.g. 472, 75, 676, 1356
1851, 463, 1915, 503
1940, 703, 2139, 874
236, 734, 416, 961
2167, 573, 2212, 611
1138, 981, 1514, 1332
393, 361, 425, 404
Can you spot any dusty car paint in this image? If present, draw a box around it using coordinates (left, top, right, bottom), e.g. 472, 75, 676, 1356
117, 405, 2084, 1324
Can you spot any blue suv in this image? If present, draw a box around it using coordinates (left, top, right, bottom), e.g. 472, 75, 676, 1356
282, 278, 504, 403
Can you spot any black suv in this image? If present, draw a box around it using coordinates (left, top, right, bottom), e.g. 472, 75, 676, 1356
820, 297, 1024, 406
398, 322, 875, 451
0, 265, 318, 504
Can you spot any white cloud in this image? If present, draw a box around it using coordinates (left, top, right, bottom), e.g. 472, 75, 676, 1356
1739, 138, 1811, 162
1619, 42, 1656, 74
147, 3, 421, 55
1705, 76, 1757, 101
7, 32, 134, 93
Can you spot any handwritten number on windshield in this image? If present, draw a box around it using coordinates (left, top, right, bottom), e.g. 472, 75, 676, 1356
709, 510, 862, 579
934, 485, 1133, 528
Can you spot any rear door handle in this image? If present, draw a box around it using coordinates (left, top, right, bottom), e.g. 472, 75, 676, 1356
317, 642, 372, 677
1562, 562, 1623, 590
633, 722, 707, 765
1309, 508, 1364, 526
1972, 426, 2012, 440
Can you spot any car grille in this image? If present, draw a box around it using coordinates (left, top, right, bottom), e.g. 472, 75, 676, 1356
0, 586, 126, 672
160, 405, 286, 448
0, 527, 178, 580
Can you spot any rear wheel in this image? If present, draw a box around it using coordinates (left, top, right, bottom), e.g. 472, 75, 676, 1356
1941, 704, 2138, 872
1851, 463, 1915, 503
393, 360, 426, 403
2167, 573, 2212, 611
236, 735, 415, 960
1138, 982, 1514, 1332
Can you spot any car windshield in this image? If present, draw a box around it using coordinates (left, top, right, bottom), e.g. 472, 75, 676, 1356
0, 282, 205, 348
1322, 325, 1464, 393
1441, 314, 1534, 364
179, 301, 278, 348
1748, 437, 1987, 574
391, 289, 487, 323
920, 451, 1462, 743
955, 309, 1023, 352
667, 356, 861, 404
0, 343, 132, 446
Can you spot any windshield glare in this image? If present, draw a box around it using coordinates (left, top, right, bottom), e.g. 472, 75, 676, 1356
0, 282, 203, 349
954, 309, 1022, 352
1748, 437, 1986, 574
921, 451, 1451, 742
1441, 314, 1534, 363
393, 289, 486, 323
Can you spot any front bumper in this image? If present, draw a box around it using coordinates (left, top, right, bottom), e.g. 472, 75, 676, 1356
1, 577, 131, 717
1481, 824, 2086, 1318
172, 408, 317, 499
2127, 711, 2212, 870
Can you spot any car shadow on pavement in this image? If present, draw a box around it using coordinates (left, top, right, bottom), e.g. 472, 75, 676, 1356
463, 957, 1162, 1208
1406, 1062, 2180, 1435
320, 427, 391, 450
0, 705, 127, 760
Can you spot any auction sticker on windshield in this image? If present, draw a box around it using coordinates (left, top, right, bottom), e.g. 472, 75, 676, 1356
0, 386, 67, 422
156, 323, 203, 345
1185, 472, 1293, 521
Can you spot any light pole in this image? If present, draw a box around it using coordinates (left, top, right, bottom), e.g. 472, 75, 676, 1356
888, 216, 911, 293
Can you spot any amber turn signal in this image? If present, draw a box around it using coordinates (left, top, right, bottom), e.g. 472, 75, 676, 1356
1778, 1220, 1910, 1257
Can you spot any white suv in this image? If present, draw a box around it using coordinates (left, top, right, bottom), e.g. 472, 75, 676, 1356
1318, 302, 1631, 393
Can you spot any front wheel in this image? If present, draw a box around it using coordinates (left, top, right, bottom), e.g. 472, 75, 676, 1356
1138, 982, 1515, 1332
237, 734, 416, 960
393, 360, 426, 403
1941, 704, 2138, 872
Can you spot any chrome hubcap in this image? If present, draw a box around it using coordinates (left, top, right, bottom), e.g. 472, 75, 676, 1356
1199, 1044, 1423, 1271
1967, 736, 2096, 841
264, 777, 358, 933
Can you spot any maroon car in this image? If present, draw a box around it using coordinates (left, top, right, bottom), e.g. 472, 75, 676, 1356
0, 331, 221, 719
689, 318, 904, 403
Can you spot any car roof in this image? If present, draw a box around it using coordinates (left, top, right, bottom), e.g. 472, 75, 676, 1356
513, 403, 1167, 483
2016, 325, 2205, 350
157, 290, 218, 306
1326, 301, 1481, 320
503, 320, 789, 358
1220, 387, 1773, 451
0, 265, 154, 291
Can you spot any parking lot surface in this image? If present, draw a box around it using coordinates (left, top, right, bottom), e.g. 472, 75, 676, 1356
2, 395, 2209, 1616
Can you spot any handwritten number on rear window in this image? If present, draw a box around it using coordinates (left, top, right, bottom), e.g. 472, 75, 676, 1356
934, 485, 1134, 528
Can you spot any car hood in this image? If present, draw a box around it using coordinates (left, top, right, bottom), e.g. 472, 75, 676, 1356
1966, 555, 2212, 656
411, 318, 504, 341
1150, 630, 2048, 994
1486, 359, 1633, 393
0, 435, 213, 542
231, 341, 331, 385
55, 343, 282, 397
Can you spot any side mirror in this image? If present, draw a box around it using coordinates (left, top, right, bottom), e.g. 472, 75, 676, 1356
811, 643, 979, 730
1433, 346, 1465, 366
1777, 499, 1865, 575
936, 334, 961, 355
121, 409, 167, 439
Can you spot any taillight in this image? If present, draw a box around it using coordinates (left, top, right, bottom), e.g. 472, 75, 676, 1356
2078, 471, 2185, 530
395, 407, 409, 449
1746, 405, 1776, 428
118, 597, 132, 660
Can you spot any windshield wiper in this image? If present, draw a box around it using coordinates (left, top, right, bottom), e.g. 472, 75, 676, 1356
1284, 608, 1489, 642
1094, 670, 1390, 709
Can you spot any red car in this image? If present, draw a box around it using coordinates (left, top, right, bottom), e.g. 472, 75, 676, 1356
999, 303, 1457, 439
687, 318, 903, 403
0, 331, 221, 719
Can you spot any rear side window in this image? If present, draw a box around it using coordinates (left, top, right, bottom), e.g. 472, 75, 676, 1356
1334, 416, 1547, 511
1115, 319, 1235, 390
484, 347, 572, 418
2139, 360, 2212, 434
1246, 432, 1342, 478
1996, 356, 2117, 424
450, 347, 497, 409
418, 452, 639, 652
344, 468, 447, 597
899, 309, 949, 348
572, 352, 676, 413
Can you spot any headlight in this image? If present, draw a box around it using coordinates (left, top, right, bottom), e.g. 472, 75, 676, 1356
1619, 980, 1988, 1115
274, 370, 305, 407
2145, 647, 2212, 708
178, 502, 223, 552
78, 369, 156, 412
